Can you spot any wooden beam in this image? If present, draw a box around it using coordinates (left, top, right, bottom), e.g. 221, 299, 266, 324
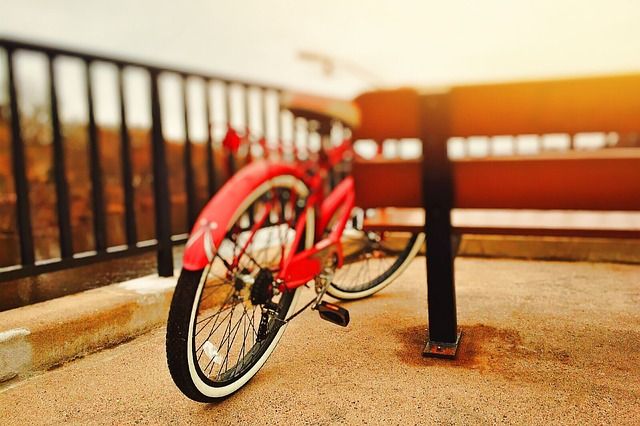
353, 74, 640, 140
449, 74, 640, 137
353, 149, 640, 211
362, 208, 640, 239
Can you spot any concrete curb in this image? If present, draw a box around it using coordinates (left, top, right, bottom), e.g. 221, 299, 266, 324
459, 235, 640, 264
0, 272, 177, 383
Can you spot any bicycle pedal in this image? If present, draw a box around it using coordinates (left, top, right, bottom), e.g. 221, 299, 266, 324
317, 301, 350, 327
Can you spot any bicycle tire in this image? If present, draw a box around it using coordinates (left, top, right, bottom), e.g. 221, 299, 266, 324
327, 228, 424, 300
166, 174, 314, 401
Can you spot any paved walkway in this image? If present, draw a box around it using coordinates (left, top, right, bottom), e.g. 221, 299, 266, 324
1, 257, 639, 425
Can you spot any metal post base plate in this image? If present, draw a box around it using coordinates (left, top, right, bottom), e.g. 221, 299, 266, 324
423, 332, 462, 359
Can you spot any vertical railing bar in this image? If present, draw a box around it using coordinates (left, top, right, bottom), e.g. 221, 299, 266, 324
300, 118, 307, 161
306, 118, 312, 158
224, 83, 232, 127
292, 115, 297, 161
569, 133, 575, 151
117, 65, 138, 246
182, 76, 196, 228
85, 59, 107, 252
297, 117, 303, 161
6, 48, 35, 266
48, 54, 73, 258
243, 86, 255, 226
275, 91, 283, 159
204, 79, 216, 196
225, 83, 236, 178
537, 134, 542, 153
244, 85, 251, 144
261, 88, 270, 157
150, 70, 174, 276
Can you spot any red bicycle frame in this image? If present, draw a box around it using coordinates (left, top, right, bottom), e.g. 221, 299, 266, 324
182, 141, 355, 293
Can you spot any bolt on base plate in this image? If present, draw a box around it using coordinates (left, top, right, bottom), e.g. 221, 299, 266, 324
423, 331, 462, 359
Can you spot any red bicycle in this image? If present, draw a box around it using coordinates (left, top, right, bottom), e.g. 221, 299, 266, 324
166, 131, 424, 402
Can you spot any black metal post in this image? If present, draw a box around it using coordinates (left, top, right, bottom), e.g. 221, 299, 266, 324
6, 48, 35, 266
117, 65, 138, 247
420, 93, 461, 358
204, 80, 216, 196
182, 77, 196, 228
48, 54, 73, 258
85, 59, 107, 252
150, 71, 174, 276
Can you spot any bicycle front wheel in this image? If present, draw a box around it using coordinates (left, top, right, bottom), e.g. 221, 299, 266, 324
328, 229, 424, 300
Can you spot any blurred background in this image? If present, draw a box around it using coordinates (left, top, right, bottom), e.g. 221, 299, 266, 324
1, 0, 639, 309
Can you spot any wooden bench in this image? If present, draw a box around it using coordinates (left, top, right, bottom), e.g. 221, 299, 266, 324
352, 74, 640, 357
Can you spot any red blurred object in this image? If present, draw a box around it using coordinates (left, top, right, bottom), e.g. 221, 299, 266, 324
222, 126, 242, 153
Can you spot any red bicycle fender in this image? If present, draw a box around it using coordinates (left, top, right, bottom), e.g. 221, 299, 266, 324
182, 160, 306, 271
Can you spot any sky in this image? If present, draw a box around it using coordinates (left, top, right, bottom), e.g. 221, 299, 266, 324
2, 0, 640, 98
1, 0, 639, 144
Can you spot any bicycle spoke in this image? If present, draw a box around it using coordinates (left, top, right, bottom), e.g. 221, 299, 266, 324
196, 287, 234, 329
233, 308, 252, 376
205, 306, 235, 377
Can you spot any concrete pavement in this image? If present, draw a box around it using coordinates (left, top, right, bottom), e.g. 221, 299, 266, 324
1, 257, 639, 425
2, 235, 636, 384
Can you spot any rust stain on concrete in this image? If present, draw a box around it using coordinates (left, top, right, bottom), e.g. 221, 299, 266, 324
396, 324, 531, 371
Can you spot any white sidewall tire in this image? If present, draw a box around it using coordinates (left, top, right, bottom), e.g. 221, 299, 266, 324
327, 232, 425, 300
185, 174, 313, 398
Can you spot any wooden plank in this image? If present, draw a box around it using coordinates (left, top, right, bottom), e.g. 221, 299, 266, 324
362, 208, 640, 239
353, 149, 640, 211
353, 88, 420, 140
352, 74, 640, 140
449, 74, 640, 137
352, 158, 422, 208
455, 149, 640, 211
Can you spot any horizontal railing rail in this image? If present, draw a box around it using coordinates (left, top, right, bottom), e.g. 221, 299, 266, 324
0, 38, 288, 91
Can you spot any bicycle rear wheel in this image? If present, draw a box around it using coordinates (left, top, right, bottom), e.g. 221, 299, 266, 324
166, 175, 314, 402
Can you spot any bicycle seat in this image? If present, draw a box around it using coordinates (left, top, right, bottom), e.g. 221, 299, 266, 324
280, 92, 360, 132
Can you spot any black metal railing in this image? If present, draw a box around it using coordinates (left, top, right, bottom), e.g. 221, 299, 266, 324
0, 37, 339, 282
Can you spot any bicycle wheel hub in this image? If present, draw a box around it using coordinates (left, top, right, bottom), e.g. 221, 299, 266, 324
250, 268, 274, 305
